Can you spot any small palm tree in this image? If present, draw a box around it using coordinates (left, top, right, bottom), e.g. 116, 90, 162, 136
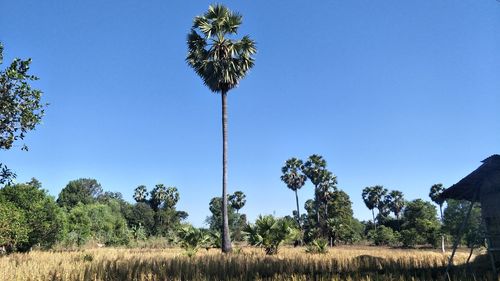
187, 4, 256, 253
280, 158, 307, 225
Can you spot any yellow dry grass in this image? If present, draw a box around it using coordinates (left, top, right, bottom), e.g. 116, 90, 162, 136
0, 246, 490, 281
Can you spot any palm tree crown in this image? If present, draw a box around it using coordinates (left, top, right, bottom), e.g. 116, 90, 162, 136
187, 4, 256, 94
281, 158, 307, 192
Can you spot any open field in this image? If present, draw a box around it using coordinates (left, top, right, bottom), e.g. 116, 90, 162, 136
0, 246, 494, 281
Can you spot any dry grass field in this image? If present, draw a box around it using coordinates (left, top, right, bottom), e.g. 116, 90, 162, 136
0, 246, 494, 280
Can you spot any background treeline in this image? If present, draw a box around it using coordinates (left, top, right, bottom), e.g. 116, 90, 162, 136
0, 156, 483, 255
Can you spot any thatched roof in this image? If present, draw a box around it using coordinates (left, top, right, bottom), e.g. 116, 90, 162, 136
441, 154, 500, 202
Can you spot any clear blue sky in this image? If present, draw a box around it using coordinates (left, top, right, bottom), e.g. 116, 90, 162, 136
1, 1, 499, 227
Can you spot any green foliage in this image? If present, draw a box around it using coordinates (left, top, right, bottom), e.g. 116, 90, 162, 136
65, 203, 130, 247
0, 181, 65, 251
399, 228, 424, 248
57, 178, 103, 209
66, 204, 91, 246
206, 195, 246, 241
401, 199, 440, 247
443, 199, 483, 248
0, 42, 47, 184
177, 225, 210, 257
0, 198, 29, 251
129, 184, 186, 236
127, 202, 156, 236
186, 4, 256, 94
305, 238, 329, 254
368, 225, 398, 246
244, 215, 299, 255
228, 191, 246, 213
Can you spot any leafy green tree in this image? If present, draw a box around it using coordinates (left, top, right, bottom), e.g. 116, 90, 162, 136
66, 204, 91, 246
443, 199, 483, 248
131, 184, 186, 236
244, 215, 299, 255
281, 158, 307, 225
401, 199, 441, 247
362, 185, 387, 229
0, 180, 65, 251
127, 202, 155, 235
0, 197, 29, 252
186, 4, 256, 253
324, 190, 357, 245
206, 196, 246, 241
85, 203, 130, 245
368, 225, 398, 246
0, 43, 47, 185
57, 178, 103, 209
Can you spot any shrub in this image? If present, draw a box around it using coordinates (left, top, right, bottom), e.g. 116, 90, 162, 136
305, 238, 329, 254
399, 228, 425, 248
368, 226, 398, 246
244, 215, 299, 255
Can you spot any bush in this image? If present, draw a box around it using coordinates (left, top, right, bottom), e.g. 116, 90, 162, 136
177, 225, 210, 257
368, 226, 398, 246
244, 215, 299, 255
399, 228, 425, 248
305, 238, 329, 254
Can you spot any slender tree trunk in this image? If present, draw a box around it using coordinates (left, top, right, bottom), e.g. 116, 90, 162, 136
315, 186, 320, 227
221, 91, 232, 253
294, 189, 301, 226
439, 204, 445, 253
372, 209, 377, 230
396, 213, 401, 231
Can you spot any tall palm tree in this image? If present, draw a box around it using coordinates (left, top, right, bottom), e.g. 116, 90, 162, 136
361, 185, 387, 230
280, 158, 307, 225
387, 190, 405, 230
187, 4, 256, 253
302, 155, 330, 226
429, 183, 445, 252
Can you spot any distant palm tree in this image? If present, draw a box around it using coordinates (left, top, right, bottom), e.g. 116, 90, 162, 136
362, 185, 387, 230
429, 183, 445, 219
229, 191, 246, 214
133, 185, 148, 203
165, 187, 180, 209
429, 183, 445, 252
302, 155, 331, 226
387, 190, 405, 230
280, 158, 307, 225
187, 4, 256, 253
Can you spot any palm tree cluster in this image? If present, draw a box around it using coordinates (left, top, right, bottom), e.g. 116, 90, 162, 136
133, 184, 184, 236
281, 154, 358, 245
362, 186, 405, 230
